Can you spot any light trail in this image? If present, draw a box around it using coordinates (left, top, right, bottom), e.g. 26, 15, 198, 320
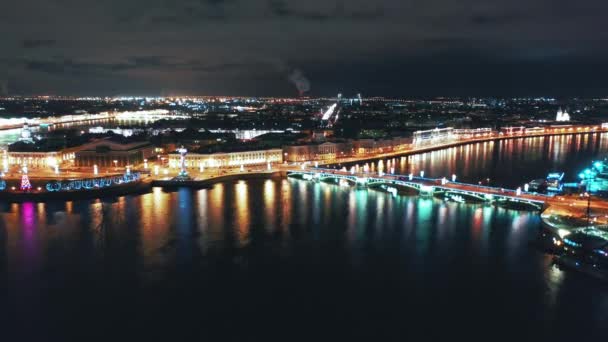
321, 103, 337, 121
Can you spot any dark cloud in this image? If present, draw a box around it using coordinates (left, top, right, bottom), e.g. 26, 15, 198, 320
116, 0, 236, 26
1, 0, 607, 96
268, 0, 385, 22
23, 56, 275, 77
22, 39, 57, 49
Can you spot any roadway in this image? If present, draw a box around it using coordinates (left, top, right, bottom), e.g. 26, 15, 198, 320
296, 168, 608, 219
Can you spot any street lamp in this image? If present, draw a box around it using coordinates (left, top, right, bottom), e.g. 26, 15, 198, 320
582, 192, 591, 225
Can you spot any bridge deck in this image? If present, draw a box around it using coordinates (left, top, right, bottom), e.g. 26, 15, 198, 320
288, 168, 551, 205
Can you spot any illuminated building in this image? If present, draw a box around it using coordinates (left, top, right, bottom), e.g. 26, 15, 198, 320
7, 151, 63, 168
413, 128, 455, 147
74, 138, 154, 167
19, 124, 34, 143
7, 142, 79, 168
556, 108, 571, 122
168, 148, 283, 168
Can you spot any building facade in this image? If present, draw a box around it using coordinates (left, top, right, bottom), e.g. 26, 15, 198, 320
168, 148, 283, 168
75, 139, 154, 167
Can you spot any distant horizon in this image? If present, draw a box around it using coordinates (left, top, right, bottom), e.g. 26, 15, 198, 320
1, 94, 607, 101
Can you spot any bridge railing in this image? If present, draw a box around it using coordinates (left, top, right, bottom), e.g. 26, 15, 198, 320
302, 167, 553, 199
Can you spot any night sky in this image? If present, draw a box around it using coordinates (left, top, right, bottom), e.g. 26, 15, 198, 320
1, 0, 607, 97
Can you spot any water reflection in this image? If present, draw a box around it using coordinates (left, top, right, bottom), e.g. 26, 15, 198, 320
353, 133, 608, 188
2, 134, 608, 337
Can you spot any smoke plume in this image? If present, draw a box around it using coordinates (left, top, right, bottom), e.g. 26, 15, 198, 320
287, 68, 310, 96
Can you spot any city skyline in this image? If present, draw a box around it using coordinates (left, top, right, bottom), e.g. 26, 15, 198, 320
1, 1, 608, 97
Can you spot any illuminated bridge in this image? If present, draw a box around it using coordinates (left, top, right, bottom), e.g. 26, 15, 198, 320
287, 168, 551, 211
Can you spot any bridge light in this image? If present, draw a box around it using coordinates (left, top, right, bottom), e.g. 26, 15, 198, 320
356, 177, 367, 185
441, 177, 447, 185
420, 170, 425, 178
524, 183, 529, 192
452, 174, 457, 182
408, 173, 413, 181
516, 187, 522, 196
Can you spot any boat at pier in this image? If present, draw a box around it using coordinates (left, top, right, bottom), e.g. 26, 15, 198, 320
553, 229, 608, 281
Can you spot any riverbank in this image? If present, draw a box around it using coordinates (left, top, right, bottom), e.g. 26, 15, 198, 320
0, 170, 287, 202
321, 129, 608, 166
151, 170, 285, 190
0, 178, 153, 203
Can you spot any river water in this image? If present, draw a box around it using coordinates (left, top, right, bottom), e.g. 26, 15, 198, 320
2, 133, 608, 340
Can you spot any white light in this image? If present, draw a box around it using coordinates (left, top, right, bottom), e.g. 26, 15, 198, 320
267, 162, 271, 171
558, 229, 571, 238
321, 103, 338, 120
420, 170, 425, 178
524, 183, 529, 192
516, 187, 522, 196
241, 164, 244, 172
54, 165, 59, 174
154, 165, 159, 176
452, 174, 457, 182
94, 164, 98, 175
408, 173, 413, 181
200, 162, 204, 173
